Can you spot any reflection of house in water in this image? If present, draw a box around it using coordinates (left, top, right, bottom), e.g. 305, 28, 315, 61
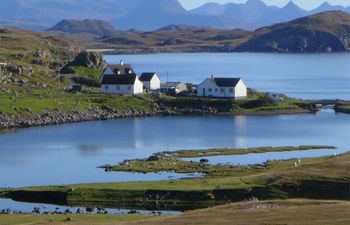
77, 145, 103, 156
233, 116, 247, 148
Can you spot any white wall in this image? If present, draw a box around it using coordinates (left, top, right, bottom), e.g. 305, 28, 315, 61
101, 78, 143, 95
143, 81, 151, 90
134, 78, 144, 94
150, 76, 161, 90
235, 80, 247, 99
143, 75, 161, 90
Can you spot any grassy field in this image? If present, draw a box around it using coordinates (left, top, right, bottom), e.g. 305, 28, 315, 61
1, 199, 349, 225
0, 214, 152, 225
130, 199, 350, 225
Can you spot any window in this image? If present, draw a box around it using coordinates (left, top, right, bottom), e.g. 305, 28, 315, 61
105, 85, 109, 89
116, 86, 120, 91
208, 88, 212, 92
215, 88, 218, 92
128, 86, 132, 91
220, 88, 225, 93
229, 88, 234, 93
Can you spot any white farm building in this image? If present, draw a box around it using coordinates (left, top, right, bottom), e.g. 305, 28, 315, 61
100, 63, 143, 94
139, 73, 160, 91
197, 77, 247, 99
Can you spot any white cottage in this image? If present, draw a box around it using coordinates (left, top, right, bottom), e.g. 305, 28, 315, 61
100, 62, 143, 94
101, 74, 143, 94
197, 77, 247, 99
140, 73, 160, 90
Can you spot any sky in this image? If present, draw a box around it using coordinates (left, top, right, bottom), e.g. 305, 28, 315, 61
179, 0, 350, 10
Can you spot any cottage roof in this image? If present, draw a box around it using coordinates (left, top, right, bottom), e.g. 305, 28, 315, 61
140, 73, 157, 81
109, 64, 134, 75
210, 78, 242, 87
101, 74, 137, 85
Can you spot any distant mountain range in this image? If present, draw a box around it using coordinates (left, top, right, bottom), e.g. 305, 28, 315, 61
60, 11, 349, 54
2, 0, 350, 31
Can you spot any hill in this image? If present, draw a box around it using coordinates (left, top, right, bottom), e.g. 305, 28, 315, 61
235, 11, 350, 52
85, 11, 350, 54
0, 28, 82, 87
48, 19, 118, 36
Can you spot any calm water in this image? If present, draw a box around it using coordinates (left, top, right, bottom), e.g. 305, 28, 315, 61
0, 198, 181, 215
105, 53, 350, 99
0, 110, 349, 189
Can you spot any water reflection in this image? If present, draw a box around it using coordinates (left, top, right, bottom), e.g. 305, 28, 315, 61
0, 198, 181, 215
77, 145, 103, 157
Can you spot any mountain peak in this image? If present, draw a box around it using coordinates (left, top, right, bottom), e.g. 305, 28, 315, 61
246, 0, 266, 7
284, 1, 299, 8
48, 19, 118, 36
320, 2, 332, 7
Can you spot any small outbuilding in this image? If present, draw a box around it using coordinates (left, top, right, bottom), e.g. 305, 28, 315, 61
197, 76, 247, 99
160, 82, 187, 95
140, 72, 161, 91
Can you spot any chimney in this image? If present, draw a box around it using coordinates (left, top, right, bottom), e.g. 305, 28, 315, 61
120, 59, 124, 66
211, 74, 214, 79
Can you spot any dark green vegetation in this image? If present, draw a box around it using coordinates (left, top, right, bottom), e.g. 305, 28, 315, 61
335, 102, 350, 114
2, 149, 348, 212
83, 11, 350, 53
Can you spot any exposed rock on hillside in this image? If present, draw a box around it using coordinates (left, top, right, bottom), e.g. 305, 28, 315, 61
235, 11, 350, 52
61, 51, 106, 74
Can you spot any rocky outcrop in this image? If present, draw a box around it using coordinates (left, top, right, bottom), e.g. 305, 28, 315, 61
235, 11, 350, 53
0, 64, 23, 84
61, 51, 106, 74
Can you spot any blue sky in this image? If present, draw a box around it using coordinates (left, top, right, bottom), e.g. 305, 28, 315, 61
179, 0, 350, 10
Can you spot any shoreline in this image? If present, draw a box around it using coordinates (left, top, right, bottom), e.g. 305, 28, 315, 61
0, 108, 313, 131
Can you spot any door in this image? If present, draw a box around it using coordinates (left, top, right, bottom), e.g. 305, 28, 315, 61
203, 88, 206, 96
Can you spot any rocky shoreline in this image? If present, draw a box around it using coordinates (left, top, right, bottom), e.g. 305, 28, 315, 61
0, 107, 219, 130
0, 103, 316, 130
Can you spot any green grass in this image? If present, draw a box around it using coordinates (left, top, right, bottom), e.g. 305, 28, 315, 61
0, 87, 155, 115
69, 66, 104, 80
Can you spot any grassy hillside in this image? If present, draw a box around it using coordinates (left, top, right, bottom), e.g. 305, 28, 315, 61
236, 11, 350, 52
0, 28, 81, 87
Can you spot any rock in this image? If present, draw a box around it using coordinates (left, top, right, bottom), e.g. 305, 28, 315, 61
64, 51, 106, 71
